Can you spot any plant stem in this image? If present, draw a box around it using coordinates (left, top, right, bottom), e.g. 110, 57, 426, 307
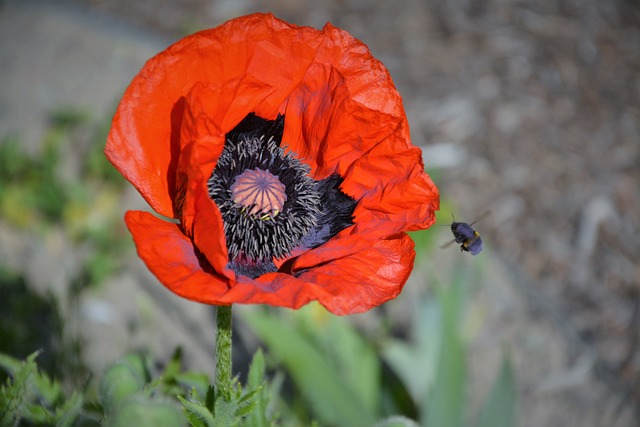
215, 304, 233, 401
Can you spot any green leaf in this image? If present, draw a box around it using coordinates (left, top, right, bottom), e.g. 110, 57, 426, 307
178, 394, 216, 427
383, 297, 441, 403
235, 385, 263, 418
212, 395, 238, 427
175, 371, 210, 399
31, 367, 63, 407
55, 391, 84, 427
100, 361, 145, 414
204, 385, 216, 413
421, 280, 468, 427
476, 355, 517, 427
108, 396, 185, 427
323, 313, 381, 415
0, 351, 41, 426
0, 351, 27, 375
163, 347, 184, 380
245, 350, 268, 427
247, 349, 265, 391
243, 308, 376, 427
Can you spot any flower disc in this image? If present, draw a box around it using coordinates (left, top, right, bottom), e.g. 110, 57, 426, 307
230, 168, 287, 217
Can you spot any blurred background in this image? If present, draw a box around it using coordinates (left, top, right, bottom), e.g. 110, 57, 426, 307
0, 0, 638, 426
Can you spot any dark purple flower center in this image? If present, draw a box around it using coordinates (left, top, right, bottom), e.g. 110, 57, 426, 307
207, 113, 356, 278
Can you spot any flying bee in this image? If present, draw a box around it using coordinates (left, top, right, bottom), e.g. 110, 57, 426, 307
440, 211, 490, 255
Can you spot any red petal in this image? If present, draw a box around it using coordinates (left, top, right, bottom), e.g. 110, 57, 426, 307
175, 78, 275, 231
125, 210, 232, 304
191, 184, 234, 280
280, 26, 439, 237
110, 14, 440, 314
106, 14, 322, 218
297, 233, 416, 315
257, 233, 415, 315
126, 209, 413, 314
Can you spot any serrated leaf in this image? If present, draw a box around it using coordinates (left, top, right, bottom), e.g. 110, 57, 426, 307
0, 351, 40, 425
178, 395, 216, 427
22, 402, 54, 423
0, 352, 25, 375
184, 413, 207, 427
247, 349, 265, 391
31, 369, 62, 406
56, 391, 84, 427
476, 355, 517, 427
235, 385, 262, 417
212, 396, 238, 426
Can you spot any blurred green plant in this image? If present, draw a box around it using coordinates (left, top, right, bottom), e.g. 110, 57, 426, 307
240, 222, 516, 427
0, 279, 516, 427
243, 306, 381, 427
0, 348, 273, 427
0, 267, 89, 390
0, 351, 84, 427
0, 107, 128, 286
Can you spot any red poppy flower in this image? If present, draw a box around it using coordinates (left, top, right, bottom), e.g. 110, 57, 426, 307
105, 13, 439, 315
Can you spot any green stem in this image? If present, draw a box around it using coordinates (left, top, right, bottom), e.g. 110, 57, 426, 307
215, 304, 233, 401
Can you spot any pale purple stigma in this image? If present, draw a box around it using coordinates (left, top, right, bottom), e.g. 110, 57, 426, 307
230, 168, 287, 217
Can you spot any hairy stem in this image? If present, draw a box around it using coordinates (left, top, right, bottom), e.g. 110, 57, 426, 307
215, 304, 233, 401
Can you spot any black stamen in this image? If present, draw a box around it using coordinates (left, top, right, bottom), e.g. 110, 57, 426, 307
207, 113, 357, 278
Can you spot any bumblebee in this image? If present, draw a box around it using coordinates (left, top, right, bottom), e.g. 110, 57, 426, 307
441, 211, 489, 256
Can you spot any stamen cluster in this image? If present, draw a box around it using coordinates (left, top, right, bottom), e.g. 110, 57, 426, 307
207, 115, 322, 276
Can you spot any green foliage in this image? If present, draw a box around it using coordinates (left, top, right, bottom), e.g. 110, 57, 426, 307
95, 348, 268, 427
383, 269, 517, 427
374, 416, 421, 427
106, 396, 185, 427
476, 355, 517, 427
0, 351, 84, 426
0, 107, 128, 287
100, 360, 147, 414
0, 286, 516, 427
243, 306, 380, 427
245, 349, 270, 427
0, 267, 90, 390
422, 279, 468, 427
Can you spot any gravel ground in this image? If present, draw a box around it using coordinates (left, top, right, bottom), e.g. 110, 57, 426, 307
2, 1, 638, 426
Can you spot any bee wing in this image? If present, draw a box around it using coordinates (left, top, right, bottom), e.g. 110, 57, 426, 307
440, 238, 457, 249
469, 209, 492, 227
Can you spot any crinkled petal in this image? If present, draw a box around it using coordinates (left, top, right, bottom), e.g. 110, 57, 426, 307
126, 209, 414, 314
124, 210, 232, 302
175, 78, 275, 230
281, 31, 439, 238
106, 14, 323, 218
296, 233, 416, 314
242, 233, 415, 315
110, 13, 440, 315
